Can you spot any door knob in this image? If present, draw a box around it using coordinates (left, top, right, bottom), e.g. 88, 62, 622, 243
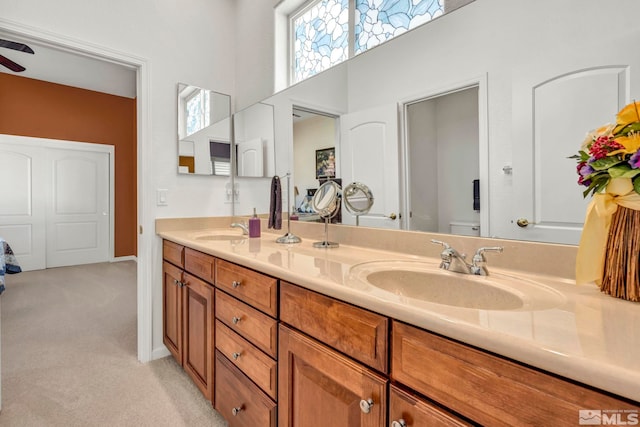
391, 419, 407, 427
232, 316, 241, 325
232, 352, 241, 360
359, 398, 374, 414
232, 405, 243, 416
232, 280, 241, 288
388, 213, 397, 220
516, 218, 530, 228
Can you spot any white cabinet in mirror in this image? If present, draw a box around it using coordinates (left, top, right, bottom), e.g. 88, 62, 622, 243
177, 83, 231, 176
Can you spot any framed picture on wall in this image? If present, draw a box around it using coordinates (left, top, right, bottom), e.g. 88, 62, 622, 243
315, 147, 336, 179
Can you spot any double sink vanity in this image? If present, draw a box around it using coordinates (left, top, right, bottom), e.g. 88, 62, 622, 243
156, 217, 640, 426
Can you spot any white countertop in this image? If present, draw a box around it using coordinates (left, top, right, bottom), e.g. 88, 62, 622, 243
158, 227, 640, 403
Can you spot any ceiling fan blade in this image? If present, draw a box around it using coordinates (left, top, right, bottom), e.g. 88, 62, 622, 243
0, 54, 26, 72
0, 39, 35, 54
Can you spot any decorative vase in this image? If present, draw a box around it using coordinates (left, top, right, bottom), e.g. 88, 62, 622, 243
600, 206, 640, 301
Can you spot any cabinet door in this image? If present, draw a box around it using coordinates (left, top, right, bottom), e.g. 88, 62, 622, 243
279, 325, 387, 427
163, 261, 183, 364
182, 272, 214, 401
389, 385, 471, 427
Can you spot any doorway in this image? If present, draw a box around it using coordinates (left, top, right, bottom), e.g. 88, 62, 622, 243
401, 79, 488, 237
0, 21, 152, 362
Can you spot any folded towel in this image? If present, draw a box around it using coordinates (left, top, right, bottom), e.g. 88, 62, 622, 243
268, 176, 282, 229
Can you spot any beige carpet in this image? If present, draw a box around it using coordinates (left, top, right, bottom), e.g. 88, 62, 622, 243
0, 261, 227, 427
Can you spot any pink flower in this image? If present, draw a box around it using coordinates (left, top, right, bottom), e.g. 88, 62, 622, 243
588, 136, 623, 159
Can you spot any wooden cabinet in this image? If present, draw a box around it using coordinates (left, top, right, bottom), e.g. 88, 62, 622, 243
162, 241, 215, 402
391, 320, 640, 426
280, 281, 388, 373
213, 261, 280, 423
215, 351, 277, 427
278, 324, 387, 427
389, 385, 471, 427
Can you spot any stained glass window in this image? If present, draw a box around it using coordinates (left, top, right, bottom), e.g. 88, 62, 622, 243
292, 0, 349, 83
186, 89, 210, 136
355, 0, 444, 54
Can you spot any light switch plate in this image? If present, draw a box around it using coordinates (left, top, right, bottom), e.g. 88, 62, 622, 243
157, 189, 168, 206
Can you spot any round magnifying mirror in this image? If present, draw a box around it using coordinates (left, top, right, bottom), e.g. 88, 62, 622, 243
343, 182, 374, 226
311, 180, 341, 248
311, 180, 341, 218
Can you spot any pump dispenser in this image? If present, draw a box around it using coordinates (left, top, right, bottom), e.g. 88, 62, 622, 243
249, 208, 261, 238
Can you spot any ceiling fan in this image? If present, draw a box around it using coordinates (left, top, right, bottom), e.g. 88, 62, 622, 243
0, 38, 34, 72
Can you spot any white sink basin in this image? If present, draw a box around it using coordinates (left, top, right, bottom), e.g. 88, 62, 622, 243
347, 260, 564, 311
190, 230, 247, 241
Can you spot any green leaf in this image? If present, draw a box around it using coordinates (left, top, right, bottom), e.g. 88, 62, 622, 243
608, 165, 640, 179
634, 177, 640, 195
616, 122, 640, 136
590, 156, 623, 171
582, 174, 610, 198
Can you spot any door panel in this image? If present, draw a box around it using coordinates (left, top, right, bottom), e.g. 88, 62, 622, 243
46, 148, 109, 267
0, 141, 46, 271
341, 104, 400, 229
513, 59, 639, 243
237, 138, 264, 177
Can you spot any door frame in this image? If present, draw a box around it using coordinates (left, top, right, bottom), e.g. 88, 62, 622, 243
398, 74, 489, 236
0, 135, 115, 266
0, 19, 153, 363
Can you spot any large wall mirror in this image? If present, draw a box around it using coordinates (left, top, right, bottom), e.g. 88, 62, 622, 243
177, 83, 231, 175
238, 0, 640, 246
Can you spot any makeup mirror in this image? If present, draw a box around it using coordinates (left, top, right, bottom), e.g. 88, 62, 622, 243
311, 180, 341, 248
343, 182, 374, 226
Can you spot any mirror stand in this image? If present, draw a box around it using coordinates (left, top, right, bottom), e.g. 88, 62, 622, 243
276, 173, 302, 244
313, 217, 339, 248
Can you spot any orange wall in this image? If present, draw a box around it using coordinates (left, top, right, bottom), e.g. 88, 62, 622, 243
0, 73, 137, 257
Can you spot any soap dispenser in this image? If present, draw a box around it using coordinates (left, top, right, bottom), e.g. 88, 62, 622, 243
249, 208, 261, 238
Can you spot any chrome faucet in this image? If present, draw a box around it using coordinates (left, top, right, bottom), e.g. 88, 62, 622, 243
230, 222, 249, 235
431, 239, 503, 276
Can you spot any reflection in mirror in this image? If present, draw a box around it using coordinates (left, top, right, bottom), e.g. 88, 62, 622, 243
177, 83, 231, 175
404, 86, 480, 237
343, 182, 374, 226
311, 180, 341, 248
293, 107, 340, 222
233, 102, 276, 177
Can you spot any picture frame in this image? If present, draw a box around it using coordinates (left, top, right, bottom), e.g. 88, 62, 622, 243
315, 147, 336, 179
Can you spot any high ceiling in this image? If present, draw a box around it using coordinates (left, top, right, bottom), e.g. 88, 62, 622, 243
0, 30, 136, 99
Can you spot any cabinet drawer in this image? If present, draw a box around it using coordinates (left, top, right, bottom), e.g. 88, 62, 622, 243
391, 321, 639, 426
216, 289, 278, 358
162, 240, 184, 268
216, 321, 277, 400
215, 351, 277, 427
280, 281, 388, 372
216, 259, 278, 316
389, 385, 471, 427
185, 247, 215, 284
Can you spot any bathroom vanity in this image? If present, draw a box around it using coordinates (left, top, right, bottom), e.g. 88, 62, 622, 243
157, 218, 640, 426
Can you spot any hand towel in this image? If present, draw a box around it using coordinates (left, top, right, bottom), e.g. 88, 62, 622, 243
268, 175, 282, 229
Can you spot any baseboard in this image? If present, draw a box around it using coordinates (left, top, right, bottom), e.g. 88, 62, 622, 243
152, 346, 171, 361
112, 255, 137, 263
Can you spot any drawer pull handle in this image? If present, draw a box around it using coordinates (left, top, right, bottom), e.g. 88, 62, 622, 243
232, 352, 241, 360
359, 398, 374, 414
232, 280, 241, 288
391, 419, 407, 427
232, 316, 241, 325
232, 405, 244, 416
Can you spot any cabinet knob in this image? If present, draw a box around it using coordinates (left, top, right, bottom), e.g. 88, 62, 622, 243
232, 280, 241, 288
232, 316, 241, 325
232, 405, 243, 416
232, 352, 241, 360
359, 398, 374, 414
392, 419, 407, 427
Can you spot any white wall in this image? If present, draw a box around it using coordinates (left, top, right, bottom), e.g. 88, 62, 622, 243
0, 0, 237, 358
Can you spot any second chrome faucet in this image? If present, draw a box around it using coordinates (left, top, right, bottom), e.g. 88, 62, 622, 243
431, 239, 503, 276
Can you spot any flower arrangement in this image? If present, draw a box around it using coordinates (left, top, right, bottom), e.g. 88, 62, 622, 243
574, 100, 640, 302
573, 101, 640, 197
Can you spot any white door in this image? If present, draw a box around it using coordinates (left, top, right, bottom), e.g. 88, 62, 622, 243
46, 148, 110, 268
237, 138, 264, 177
0, 142, 47, 271
0, 135, 111, 270
512, 62, 638, 244
341, 104, 400, 229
